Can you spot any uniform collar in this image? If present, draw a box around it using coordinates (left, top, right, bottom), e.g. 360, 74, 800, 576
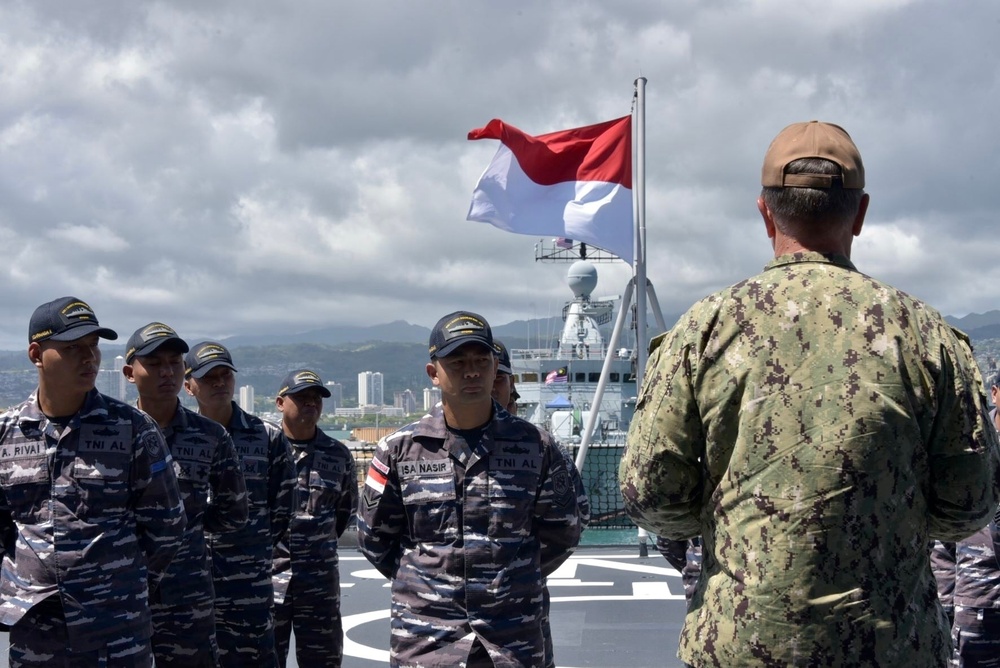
228, 401, 254, 431
166, 401, 193, 433
17, 387, 104, 438
765, 251, 857, 273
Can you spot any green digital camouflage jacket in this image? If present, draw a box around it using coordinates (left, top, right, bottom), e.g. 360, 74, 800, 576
620, 252, 1000, 667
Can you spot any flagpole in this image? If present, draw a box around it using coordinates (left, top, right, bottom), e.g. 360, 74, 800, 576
632, 77, 650, 556
572, 81, 645, 477
634, 77, 648, 389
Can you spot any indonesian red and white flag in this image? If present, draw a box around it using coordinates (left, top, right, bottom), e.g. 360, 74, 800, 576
466, 116, 633, 263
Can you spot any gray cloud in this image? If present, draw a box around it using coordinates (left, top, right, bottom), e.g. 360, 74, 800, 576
1, 0, 998, 350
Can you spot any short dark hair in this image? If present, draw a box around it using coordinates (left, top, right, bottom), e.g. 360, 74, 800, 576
761, 158, 866, 229
991, 370, 1000, 389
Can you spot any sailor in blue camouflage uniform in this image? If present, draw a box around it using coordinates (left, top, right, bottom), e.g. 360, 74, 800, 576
184, 341, 295, 668
271, 369, 358, 667
936, 370, 1000, 666
0, 296, 186, 667
358, 311, 588, 668
655, 536, 702, 605
931, 539, 957, 629
122, 323, 249, 667
491, 338, 590, 668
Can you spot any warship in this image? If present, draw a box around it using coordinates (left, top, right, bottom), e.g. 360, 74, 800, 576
507, 250, 640, 529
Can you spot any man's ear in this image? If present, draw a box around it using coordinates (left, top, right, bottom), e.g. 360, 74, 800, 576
426, 361, 440, 386
27, 342, 42, 367
758, 196, 777, 241
122, 364, 137, 384
852, 193, 870, 237
183, 379, 195, 396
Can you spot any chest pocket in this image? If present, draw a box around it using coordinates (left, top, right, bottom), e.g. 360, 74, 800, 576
398, 459, 458, 542
233, 437, 268, 482
487, 446, 542, 538
0, 438, 50, 519
170, 434, 213, 486
71, 425, 132, 514
303, 453, 345, 516
74, 425, 131, 484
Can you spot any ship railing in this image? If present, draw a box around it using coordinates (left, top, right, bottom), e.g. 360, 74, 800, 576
509, 348, 564, 361
511, 347, 632, 362
346, 438, 636, 532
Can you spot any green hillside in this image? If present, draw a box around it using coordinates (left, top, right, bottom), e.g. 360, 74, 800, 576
2, 335, 998, 412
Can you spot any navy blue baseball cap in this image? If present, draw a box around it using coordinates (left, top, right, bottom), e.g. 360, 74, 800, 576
278, 369, 332, 398
428, 311, 493, 359
125, 322, 189, 364
29, 296, 118, 343
493, 340, 512, 375
184, 341, 238, 379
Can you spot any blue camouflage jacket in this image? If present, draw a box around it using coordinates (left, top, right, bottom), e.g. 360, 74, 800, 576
272, 427, 357, 602
207, 403, 294, 611
358, 404, 588, 668
0, 389, 186, 651
153, 403, 248, 607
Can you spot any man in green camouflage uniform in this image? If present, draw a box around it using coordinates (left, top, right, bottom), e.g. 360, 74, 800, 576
620, 121, 1000, 667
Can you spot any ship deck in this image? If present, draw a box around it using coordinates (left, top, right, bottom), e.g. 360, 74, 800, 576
334, 542, 688, 667
0, 543, 689, 668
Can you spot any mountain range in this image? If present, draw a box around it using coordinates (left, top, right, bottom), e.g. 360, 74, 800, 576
218, 315, 578, 348
213, 309, 1000, 347
945, 310, 1000, 340
1, 311, 998, 409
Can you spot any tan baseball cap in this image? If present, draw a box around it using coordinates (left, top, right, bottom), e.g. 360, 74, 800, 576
762, 121, 864, 189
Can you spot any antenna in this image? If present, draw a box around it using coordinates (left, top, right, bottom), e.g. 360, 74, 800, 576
534, 239, 623, 263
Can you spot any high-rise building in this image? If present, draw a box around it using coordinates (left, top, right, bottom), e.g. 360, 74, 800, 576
97, 367, 117, 398
239, 384, 255, 414
423, 387, 441, 411
114, 355, 127, 402
358, 371, 384, 407
394, 389, 418, 415
325, 381, 343, 411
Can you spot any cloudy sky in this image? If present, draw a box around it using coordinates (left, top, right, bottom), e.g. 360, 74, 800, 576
1, 1, 998, 351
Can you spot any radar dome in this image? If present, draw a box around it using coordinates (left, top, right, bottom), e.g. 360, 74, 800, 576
566, 261, 598, 299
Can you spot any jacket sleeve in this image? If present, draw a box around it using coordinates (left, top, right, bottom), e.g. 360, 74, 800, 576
535, 436, 587, 577
131, 417, 187, 589
357, 438, 405, 579
926, 330, 1000, 541
0, 494, 13, 558
619, 328, 706, 540
992, 521, 1000, 571
267, 426, 296, 549
204, 430, 249, 534
335, 449, 358, 539
0, 419, 12, 557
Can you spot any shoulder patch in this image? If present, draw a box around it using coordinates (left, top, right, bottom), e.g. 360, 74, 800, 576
140, 428, 167, 462
370, 456, 390, 476
552, 467, 571, 507
365, 464, 388, 495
